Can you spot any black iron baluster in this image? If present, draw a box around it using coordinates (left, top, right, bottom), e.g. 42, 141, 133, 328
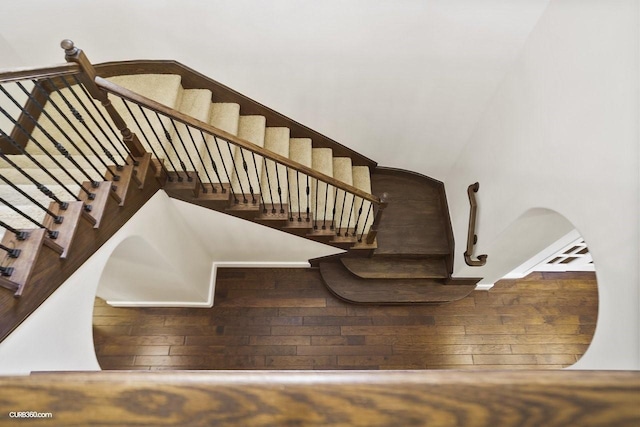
306, 175, 310, 222
228, 143, 247, 203
330, 187, 338, 230
0, 265, 14, 277
0, 152, 68, 210
199, 131, 222, 194
337, 191, 347, 236
61, 78, 122, 171
120, 99, 171, 179
262, 158, 276, 214
274, 163, 284, 214
250, 153, 265, 210
184, 127, 209, 194
33, 80, 111, 175
157, 114, 191, 182
0, 196, 59, 239
0, 221, 29, 240
237, 149, 255, 204
0, 173, 64, 224
322, 181, 329, 230
352, 198, 365, 240
296, 171, 302, 222
17, 82, 106, 182
358, 204, 373, 243
286, 167, 293, 221
169, 119, 197, 182
138, 107, 178, 181
0, 244, 20, 258
212, 135, 233, 196
0, 128, 90, 201
1, 84, 100, 186
344, 193, 357, 237
47, 78, 121, 179
72, 75, 132, 164
313, 178, 319, 229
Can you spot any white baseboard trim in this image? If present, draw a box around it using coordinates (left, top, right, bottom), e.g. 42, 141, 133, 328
475, 283, 495, 291
106, 261, 310, 308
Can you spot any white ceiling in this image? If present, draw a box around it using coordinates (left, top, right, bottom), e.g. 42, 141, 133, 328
1, 0, 550, 180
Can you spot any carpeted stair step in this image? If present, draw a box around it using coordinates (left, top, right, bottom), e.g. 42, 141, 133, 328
340, 257, 449, 279
199, 103, 240, 185
260, 127, 290, 209
166, 89, 212, 175
332, 157, 354, 230
287, 138, 313, 222
319, 261, 475, 304
230, 116, 266, 196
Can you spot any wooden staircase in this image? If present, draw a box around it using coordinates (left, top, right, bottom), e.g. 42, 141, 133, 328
0, 41, 481, 343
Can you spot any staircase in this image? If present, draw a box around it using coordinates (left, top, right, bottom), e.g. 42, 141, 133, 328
0, 41, 480, 343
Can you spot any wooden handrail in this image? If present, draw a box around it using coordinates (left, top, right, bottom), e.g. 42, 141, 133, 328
464, 182, 487, 266
96, 76, 382, 206
0, 63, 81, 84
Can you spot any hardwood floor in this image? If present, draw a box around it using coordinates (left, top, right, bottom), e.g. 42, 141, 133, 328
93, 269, 597, 370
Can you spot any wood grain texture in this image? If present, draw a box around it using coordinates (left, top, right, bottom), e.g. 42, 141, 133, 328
94, 270, 598, 371
0, 371, 637, 426
341, 257, 448, 279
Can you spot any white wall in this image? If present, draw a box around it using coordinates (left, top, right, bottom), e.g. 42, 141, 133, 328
447, 0, 639, 369
0, 0, 549, 180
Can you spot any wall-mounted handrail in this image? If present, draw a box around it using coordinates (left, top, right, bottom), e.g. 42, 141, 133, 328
464, 182, 487, 266
95, 76, 382, 206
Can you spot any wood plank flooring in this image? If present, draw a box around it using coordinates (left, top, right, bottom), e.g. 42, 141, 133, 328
93, 270, 598, 370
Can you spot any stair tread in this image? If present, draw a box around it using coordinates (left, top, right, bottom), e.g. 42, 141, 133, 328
200, 103, 240, 185
230, 115, 266, 195
370, 169, 451, 256
261, 127, 290, 205
341, 257, 448, 279
319, 262, 474, 304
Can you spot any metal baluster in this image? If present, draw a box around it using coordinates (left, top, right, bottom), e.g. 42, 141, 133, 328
199, 131, 223, 194
0, 85, 100, 186
0, 152, 69, 210
296, 171, 302, 222
120, 99, 170, 179
184, 127, 209, 193
0, 266, 14, 277
72, 75, 133, 164
0, 128, 90, 201
352, 198, 365, 239
47, 78, 121, 179
169, 119, 197, 182
158, 115, 191, 181
16, 82, 106, 182
0, 221, 29, 240
238, 149, 255, 204
250, 153, 265, 209
313, 178, 319, 229
0, 173, 63, 224
274, 163, 284, 214
306, 175, 310, 222
138, 107, 178, 181
228, 143, 247, 203
61, 78, 122, 170
322, 181, 329, 230
337, 191, 347, 236
344, 193, 357, 237
358, 204, 373, 242
330, 187, 338, 230
0, 244, 20, 258
286, 167, 293, 221
0, 196, 59, 239
262, 158, 275, 214
33, 80, 111, 175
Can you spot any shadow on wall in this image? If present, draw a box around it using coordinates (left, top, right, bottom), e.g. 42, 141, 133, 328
96, 235, 208, 306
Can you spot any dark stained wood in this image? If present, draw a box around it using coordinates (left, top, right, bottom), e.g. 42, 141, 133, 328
42, 201, 84, 258
93, 60, 377, 169
79, 181, 113, 228
2, 370, 637, 426
319, 262, 475, 304
130, 153, 152, 189
370, 168, 451, 256
0, 161, 161, 342
106, 164, 134, 205
341, 257, 448, 279
0, 228, 46, 297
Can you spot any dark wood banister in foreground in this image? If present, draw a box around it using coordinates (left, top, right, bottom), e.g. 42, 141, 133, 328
95, 76, 382, 206
464, 182, 488, 266
0, 63, 80, 84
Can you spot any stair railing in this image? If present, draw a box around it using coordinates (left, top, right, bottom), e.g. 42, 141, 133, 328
464, 182, 487, 266
94, 64, 384, 244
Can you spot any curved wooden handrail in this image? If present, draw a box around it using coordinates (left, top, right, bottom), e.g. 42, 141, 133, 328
464, 182, 487, 266
0, 63, 80, 84
95, 76, 382, 205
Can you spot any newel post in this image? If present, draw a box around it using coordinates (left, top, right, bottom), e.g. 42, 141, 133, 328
365, 192, 388, 245
60, 39, 146, 158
